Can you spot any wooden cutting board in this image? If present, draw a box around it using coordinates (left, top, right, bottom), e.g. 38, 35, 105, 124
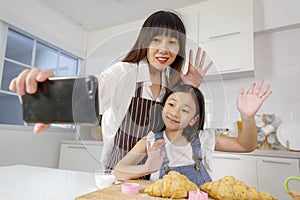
75, 180, 214, 200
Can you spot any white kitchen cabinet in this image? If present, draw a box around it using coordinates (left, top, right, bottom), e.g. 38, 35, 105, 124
179, 6, 199, 56
198, 0, 253, 42
179, 6, 201, 74
200, 34, 254, 76
197, 0, 254, 78
212, 151, 300, 199
212, 152, 258, 188
58, 141, 104, 173
257, 156, 300, 200
254, 0, 300, 32
180, 7, 198, 45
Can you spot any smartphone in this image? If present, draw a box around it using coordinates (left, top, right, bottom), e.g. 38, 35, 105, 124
22, 76, 99, 126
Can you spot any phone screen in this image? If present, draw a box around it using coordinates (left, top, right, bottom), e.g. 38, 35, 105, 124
22, 76, 99, 126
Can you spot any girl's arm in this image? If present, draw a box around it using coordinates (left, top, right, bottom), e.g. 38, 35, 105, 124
215, 79, 272, 152
113, 137, 165, 180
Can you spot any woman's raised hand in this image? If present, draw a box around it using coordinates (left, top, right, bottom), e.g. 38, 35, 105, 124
9, 68, 54, 134
237, 79, 272, 118
181, 47, 213, 88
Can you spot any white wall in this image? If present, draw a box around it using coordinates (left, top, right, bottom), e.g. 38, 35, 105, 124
84, 20, 143, 76
0, 0, 87, 58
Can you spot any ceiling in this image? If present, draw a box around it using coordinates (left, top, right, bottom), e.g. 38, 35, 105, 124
37, 0, 206, 31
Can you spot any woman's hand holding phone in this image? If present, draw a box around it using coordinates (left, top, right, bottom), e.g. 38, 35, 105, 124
9, 68, 54, 134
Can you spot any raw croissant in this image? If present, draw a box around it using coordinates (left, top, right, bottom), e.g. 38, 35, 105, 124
144, 171, 198, 198
200, 176, 276, 200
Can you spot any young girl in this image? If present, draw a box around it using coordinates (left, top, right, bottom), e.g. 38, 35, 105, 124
114, 80, 272, 186
9, 11, 213, 171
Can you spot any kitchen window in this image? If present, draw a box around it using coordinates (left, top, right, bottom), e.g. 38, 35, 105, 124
0, 28, 80, 127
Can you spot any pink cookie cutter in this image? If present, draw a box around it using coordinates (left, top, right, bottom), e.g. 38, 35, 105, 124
188, 190, 208, 200
121, 183, 140, 194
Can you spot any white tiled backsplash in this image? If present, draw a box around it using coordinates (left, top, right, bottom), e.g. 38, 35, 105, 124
204, 28, 300, 130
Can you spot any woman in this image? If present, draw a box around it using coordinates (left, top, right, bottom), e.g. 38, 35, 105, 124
9, 10, 213, 171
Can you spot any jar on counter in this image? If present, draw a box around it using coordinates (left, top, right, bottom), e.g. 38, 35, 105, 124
215, 128, 230, 137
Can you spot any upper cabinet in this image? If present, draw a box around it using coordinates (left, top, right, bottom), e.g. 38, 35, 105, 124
180, 0, 254, 79
198, 0, 253, 42
199, 0, 254, 78
254, 0, 300, 32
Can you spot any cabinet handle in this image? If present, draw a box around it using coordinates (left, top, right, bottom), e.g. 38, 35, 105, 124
208, 67, 242, 75
262, 159, 291, 165
67, 146, 86, 150
218, 67, 242, 73
209, 31, 241, 40
213, 155, 241, 160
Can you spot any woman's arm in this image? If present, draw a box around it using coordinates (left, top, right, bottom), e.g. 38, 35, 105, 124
215, 79, 272, 152
113, 137, 165, 180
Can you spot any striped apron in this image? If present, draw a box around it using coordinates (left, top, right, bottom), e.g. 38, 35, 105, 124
106, 81, 164, 173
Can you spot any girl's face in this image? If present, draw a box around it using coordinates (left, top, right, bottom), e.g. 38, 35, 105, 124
147, 35, 180, 71
162, 92, 198, 132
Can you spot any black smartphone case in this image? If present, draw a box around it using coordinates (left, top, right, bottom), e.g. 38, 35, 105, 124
22, 76, 99, 126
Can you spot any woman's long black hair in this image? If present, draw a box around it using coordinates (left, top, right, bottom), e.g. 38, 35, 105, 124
161, 84, 205, 142
122, 10, 186, 89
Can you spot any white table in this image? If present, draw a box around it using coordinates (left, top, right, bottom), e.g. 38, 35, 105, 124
0, 165, 97, 200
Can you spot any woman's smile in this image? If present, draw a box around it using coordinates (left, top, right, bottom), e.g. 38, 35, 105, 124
156, 56, 169, 64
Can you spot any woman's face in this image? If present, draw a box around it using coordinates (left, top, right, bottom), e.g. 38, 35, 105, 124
162, 92, 198, 132
147, 35, 180, 71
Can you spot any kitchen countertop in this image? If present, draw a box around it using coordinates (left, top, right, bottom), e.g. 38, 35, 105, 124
0, 165, 97, 200
0, 165, 213, 200
252, 149, 300, 158
61, 139, 103, 146
63, 139, 300, 159
215, 149, 300, 159
76, 180, 214, 200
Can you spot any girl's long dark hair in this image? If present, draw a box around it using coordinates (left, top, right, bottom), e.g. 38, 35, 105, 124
122, 10, 186, 89
161, 84, 205, 142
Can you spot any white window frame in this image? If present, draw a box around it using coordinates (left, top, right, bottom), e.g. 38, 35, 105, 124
0, 23, 81, 129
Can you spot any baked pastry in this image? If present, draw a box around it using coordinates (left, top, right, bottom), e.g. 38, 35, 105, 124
200, 176, 276, 200
144, 171, 198, 198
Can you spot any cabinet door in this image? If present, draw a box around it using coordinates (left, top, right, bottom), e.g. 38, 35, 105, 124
198, 0, 253, 42
201, 33, 254, 76
179, 7, 201, 74
59, 143, 104, 172
212, 153, 257, 188
197, 0, 254, 78
180, 7, 198, 45
257, 156, 300, 200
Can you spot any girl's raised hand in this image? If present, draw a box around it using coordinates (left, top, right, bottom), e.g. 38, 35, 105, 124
145, 140, 165, 173
237, 79, 272, 118
180, 47, 213, 88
